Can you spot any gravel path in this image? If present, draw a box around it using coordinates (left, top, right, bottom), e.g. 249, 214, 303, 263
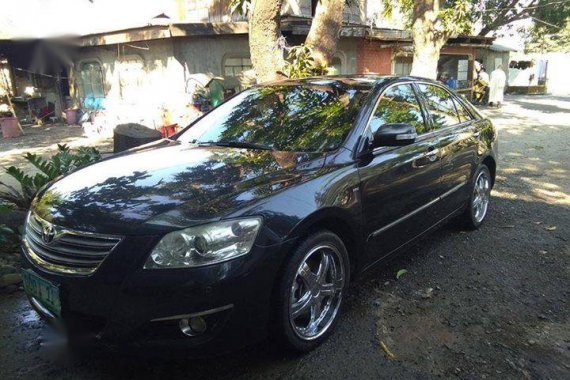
0, 95, 568, 380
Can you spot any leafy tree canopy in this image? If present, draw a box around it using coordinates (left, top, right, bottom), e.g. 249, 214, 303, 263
525, 0, 570, 51
383, 0, 475, 37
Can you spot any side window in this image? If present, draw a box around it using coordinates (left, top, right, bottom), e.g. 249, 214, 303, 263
452, 97, 474, 123
369, 84, 427, 135
417, 84, 461, 129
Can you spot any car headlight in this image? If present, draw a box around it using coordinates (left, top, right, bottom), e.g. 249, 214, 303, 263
144, 217, 262, 269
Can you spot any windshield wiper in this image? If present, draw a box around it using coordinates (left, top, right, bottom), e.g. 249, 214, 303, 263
197, 141, 274, 151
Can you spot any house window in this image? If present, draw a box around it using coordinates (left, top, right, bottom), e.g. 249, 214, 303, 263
438, 55, 471, 89
394, 57, 412, 76
223, 57, 252, 77
78, 61, 104, 99
330, 56, 343, 75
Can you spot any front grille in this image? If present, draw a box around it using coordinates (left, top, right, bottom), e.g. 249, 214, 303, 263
23, 213, 122, 275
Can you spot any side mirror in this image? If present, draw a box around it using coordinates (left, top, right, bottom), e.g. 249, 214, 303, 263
372, 123, 417, 148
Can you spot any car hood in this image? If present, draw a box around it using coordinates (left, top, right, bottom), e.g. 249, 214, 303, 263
33, 141, 326, 234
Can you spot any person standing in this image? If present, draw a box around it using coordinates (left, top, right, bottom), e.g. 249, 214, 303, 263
473, 61, 490, 104
488, 64, 507, 107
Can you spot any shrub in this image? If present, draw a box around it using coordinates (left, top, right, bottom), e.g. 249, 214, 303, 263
282, 45, 331, 79
0, 144, 101, 210
0, 203, 19, 253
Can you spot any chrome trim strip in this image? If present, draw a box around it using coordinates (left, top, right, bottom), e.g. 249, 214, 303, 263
24, 213, 123, 275
362, 205, 465, 273
368, 182, 467, 240
150, 304, 234, 322
439, 182, 466, 200
31, 212, 123, 241
30, 296, 57, 321
23, 239, 98, 275
369, 198, 440, 239
395, 133, 418, 140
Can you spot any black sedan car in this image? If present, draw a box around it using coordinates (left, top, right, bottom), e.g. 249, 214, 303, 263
21, 76, 497, 352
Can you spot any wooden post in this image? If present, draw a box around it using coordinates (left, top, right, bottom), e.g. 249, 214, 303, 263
0, 60, 24, 134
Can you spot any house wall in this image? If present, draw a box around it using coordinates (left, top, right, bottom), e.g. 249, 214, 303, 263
356, 41, 483, 79
475, 48, 510, 72
441, 46, 476, 58
356, 40, 393, 74
336, 38, 359, 74
73, 34, 359, 128
74, 39, 186, 128
173, 35, 249, 76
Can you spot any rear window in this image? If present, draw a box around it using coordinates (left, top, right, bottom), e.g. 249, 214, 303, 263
178, 83, 370, 152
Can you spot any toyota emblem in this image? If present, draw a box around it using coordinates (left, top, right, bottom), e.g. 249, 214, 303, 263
42, 223, 56, 244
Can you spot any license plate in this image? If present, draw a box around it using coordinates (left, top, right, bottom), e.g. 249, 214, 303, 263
21, 269, 61, 317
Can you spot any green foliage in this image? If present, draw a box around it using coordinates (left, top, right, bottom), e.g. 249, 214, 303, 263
383, 0, 473, 37
525, 1, 570, 52
526, 21, 570, 52
0, 203, 18, 253
283, 45, 331, 79
382, 0, 414, 26
440, 0, 473, 36
229, 0, 252, 16
0, 224, 17, 248
0, 144, 101, 210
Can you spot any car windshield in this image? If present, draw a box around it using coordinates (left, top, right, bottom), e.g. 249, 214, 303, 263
177, 82, 371, 152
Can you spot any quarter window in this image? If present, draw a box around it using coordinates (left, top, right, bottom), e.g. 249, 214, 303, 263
416, 84, 461, 129
369, 84, 427, 135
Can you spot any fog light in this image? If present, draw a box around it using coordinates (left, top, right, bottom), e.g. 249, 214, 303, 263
179, 316, 207, 336
189, 316, 207, 333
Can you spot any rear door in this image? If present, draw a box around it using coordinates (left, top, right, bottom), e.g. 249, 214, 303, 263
414, 83, 480, 219
357, 83, 442, 263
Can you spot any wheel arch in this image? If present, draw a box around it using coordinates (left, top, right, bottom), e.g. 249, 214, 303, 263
481, 155, 497, 188
286, 208, 365, 278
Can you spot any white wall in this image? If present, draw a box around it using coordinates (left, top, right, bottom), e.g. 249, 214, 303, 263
542, 53, 570, 95
509, 52, 570, 95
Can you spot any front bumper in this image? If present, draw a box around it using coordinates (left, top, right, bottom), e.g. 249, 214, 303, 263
21, 234, 297, 352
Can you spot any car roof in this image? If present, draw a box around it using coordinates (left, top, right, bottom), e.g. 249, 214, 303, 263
259, 75, 440, 90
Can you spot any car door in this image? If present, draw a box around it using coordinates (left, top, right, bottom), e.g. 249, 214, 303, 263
357, 83, 442, 264
414, 83, 480, 219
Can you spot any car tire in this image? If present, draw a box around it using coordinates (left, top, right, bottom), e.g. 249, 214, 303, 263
460, 164, 492, 230
274, 230, 350, 352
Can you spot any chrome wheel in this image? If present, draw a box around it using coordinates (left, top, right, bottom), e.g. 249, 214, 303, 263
289, 244, 345, 340
472, 170, 491, 223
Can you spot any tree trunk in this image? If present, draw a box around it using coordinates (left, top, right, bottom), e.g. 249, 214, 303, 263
248, 0, 285, 83
305, 0, 346, 67
410, 0, 447, 80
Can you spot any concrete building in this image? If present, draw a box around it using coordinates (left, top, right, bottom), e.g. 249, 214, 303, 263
0, 1, 496, 130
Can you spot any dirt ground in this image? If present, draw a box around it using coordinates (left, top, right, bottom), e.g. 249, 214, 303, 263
0, 95, 568, 379
0, 123, 113, 189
